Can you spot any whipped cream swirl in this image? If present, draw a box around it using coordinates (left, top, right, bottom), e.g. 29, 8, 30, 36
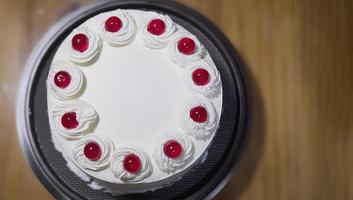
153, 132, 193, 173
141, 12, 177, 49
47, 61, 84, 100
99, 9, 137, 47
73, 135, 114, 171
111, 147, 152, 183
179, 96, 218, 140
52, 100, 98, 140
65, 27, 102, 65
184, 59, 221, 97
169, 30, 206, 67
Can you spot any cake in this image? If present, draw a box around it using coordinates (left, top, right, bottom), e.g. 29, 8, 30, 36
46, 9, 222, 194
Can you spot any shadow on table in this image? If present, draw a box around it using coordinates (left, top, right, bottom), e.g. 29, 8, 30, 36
215, 56, 265, 200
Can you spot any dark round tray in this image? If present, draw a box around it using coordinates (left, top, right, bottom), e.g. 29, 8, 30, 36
16, 0, 249, 199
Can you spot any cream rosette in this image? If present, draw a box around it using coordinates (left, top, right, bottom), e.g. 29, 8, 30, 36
52, 100, 98, 140
99, 9, 137, 47
169, 30, 206, 67
184, 59, 221, 97
179, 96, 218, 140
47, 61, 84, 100
153, 132, 194, 173
141, 12, 177, 49
73, 135, 114, 171
111, 147, 152, 183
65, 27, 102, 65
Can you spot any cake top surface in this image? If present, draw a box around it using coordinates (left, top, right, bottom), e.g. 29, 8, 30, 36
47, 9, 223, 186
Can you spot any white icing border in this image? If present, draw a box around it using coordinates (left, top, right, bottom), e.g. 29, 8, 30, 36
99, 9, 137, 47
52, 100, 98, 140
73, 135, 114, 171
47, 60, 85, 100
153, 132, 194, 173
111, 147, 152, 183
184, 59, 221, 97
179, 96, 218, 140
141, 12, 177, 49
169, 30, 206, 67
65, 27, 102, 65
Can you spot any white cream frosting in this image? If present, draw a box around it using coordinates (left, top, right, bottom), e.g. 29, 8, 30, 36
184, 59, 221, 97
47, 61, 85, 100
169, 30, 206, 67
73, 135, 114, 171
111, 147, 152, 183
99, 9, 137, 47
47, 9, 223, 193
153, 132, 193, 173
179, 96, 218, 140
65, 27, 102, 65
141, 12, 177, 49
52, 100, 98, 140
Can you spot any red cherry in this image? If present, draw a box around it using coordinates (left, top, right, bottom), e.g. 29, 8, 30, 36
163, 140, 183, 159
72, 33, 89, 53
147, 19, 166, 36
123, 154, 142, 173
192, 68, 210, 86
61, 112, 79, 129
177, 37, 196, 55
84, 142, 102, 161
190, 106, 208, 123
105, 16, 123, 33
54, 71, 71, 89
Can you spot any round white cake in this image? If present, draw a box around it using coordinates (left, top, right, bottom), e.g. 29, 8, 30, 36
46, 9, 223, 194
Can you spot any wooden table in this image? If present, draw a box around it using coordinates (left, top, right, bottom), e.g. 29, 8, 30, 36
0, 0, 352, 199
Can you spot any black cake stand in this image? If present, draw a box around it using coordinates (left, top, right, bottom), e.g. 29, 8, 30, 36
16, 0, 249, 199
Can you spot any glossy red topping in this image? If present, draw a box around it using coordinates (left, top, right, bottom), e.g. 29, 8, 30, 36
72, 33, 89, 53
54, 71, 71, 89
61, 112, 79, 129
123, 154, 142, 173
105, 16, 123, 33
163, 140, 183, 159
84, 142, 102, 161
190, 106, 208, 123
147, 19, 166, 36
177, 37, 196, 55
192, 68, 210, 86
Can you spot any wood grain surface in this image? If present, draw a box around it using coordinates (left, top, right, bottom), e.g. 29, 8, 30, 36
0, 0, 352, 199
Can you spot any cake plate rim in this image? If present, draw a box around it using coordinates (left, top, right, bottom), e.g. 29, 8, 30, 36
16, 0, 249, 199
